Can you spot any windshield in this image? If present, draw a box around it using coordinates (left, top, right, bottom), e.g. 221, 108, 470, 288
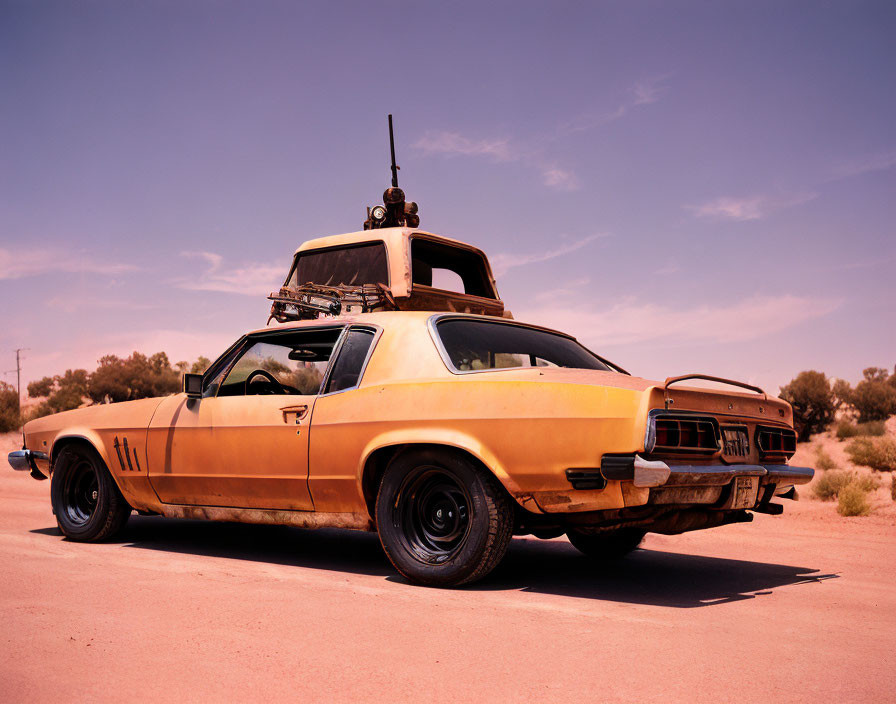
287, 242, 388, 288
434, 319, 612, 372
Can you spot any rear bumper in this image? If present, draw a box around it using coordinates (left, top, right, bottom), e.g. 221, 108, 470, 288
8, 450, 50, 480
601, 454, 813, 489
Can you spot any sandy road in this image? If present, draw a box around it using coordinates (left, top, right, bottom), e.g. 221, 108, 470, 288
1, 442, 894, 703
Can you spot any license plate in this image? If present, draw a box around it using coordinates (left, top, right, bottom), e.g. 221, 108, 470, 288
722, 427, 750, 457
731, 476, 759, 509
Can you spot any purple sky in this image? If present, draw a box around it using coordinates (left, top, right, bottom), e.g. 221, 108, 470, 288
2, 0, 894, 394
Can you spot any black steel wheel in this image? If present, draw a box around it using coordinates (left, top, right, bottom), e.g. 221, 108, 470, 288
51, 444, 131, 541
566, 528, 646, 560
376, 449, 513, 587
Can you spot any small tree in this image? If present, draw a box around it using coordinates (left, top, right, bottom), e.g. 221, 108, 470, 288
88, 351, 180, 403
779, 371, 836, 441
0, 381, 21, 432
27, 369, 89, 419
831, 378, 853, 412
851, 367, 896, 423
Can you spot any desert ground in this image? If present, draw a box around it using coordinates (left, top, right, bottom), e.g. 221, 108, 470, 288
1, 431, 894, 703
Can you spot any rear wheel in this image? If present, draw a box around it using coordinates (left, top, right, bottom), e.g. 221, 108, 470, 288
51, 445, 131, 541
375, 449, 514, 587
566, 528, 645, 560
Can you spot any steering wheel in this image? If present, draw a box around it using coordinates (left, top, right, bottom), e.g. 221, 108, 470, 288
244, 368, 286, 395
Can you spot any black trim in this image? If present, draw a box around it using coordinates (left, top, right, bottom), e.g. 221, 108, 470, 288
600, 454, 636, 481
565, 469, 608, 490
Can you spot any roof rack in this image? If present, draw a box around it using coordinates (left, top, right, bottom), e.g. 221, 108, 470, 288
268, 282, 397, 323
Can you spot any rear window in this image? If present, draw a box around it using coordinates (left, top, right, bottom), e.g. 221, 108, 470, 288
434, 319, 612, 372
288, 242, 388, 288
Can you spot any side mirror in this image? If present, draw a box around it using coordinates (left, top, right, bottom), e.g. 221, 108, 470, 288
184, 373, 203, 399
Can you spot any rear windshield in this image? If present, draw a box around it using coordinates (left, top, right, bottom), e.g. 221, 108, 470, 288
434, 319, 612, 372
288, 242, 388, 288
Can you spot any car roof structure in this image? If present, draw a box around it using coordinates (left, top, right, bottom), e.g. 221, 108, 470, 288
268, 227, 507, 323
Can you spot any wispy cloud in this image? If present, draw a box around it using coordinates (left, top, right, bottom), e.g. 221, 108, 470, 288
561, 75, 671, 134
687, 192, 817, 221
829, 150, 896, 180
490, 234, 608, 277
412, 131, 513, 161
177, 251, 282, 296
541, 166, 580, 191
0, 247, 137, 280
519, 292, 840, 348
414, 79, 668, 192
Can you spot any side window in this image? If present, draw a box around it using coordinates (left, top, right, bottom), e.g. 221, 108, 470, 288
217, 328, 343, 397
324, 329, 376, 394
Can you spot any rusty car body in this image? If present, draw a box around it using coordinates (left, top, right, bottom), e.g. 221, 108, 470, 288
10, 300, 812, 586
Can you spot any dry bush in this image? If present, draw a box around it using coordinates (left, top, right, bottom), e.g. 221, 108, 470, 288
837, 483, 872, 517
813, 471, 854, 501
891, 475, 896, 502
814, 446, 837, 471
835, 420, 886, 440
814, 470, 878, 501
846, 436, 896, 472
0, 381, 21, 432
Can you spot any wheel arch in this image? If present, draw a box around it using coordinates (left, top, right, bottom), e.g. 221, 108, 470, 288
358, 431, 533, 522
50, 431, 123, 491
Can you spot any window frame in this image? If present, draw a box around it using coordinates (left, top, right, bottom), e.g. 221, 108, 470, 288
319, 324, 382, 397
204, 324, 348, 399
409, 235, 498, 301
426, 314, 630, 377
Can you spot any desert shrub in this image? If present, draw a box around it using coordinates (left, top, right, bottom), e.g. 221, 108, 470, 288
891, 475, 896, 502
814, 446, 837, 471
851, 368, 896, 423
813, 470, 853, 501
779, 371, 836, 441
837, 483, 871, 517
846, 436, 896, 472
27, 369, 89, 418
0, 381, 21, 432
835, 420, 886, 440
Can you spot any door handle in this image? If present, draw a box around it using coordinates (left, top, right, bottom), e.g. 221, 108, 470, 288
280, 404, 309, 423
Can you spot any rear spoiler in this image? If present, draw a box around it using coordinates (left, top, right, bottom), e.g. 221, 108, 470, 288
663, 374, 767, 404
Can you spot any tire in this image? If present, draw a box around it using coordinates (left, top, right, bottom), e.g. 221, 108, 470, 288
51, 444, 131, 541
375, 449, 514, 587
566, 528, 645, 560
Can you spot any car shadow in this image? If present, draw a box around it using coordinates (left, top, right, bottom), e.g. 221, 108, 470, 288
31, 517, 837, 607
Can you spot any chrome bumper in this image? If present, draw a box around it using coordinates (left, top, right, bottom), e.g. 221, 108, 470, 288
8, 450, 50, 480
602, 455, 814, 489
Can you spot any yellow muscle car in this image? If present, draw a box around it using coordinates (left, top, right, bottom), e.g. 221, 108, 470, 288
10, 311, 812, 586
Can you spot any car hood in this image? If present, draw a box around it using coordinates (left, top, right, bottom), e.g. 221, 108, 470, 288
24, 396, 170, 435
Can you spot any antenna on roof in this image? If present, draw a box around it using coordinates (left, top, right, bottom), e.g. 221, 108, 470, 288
364, 115, 419, 230
388, 114, 399, 188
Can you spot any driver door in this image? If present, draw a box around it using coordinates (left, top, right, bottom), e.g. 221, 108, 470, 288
147, 327, 343, 510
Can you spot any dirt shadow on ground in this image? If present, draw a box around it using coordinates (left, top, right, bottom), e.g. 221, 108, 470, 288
32, 517, 837, 607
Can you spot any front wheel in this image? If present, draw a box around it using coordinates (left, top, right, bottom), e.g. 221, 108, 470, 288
51, 444, 131, 541
375, 449, 514, 587
566, 528, 646, 560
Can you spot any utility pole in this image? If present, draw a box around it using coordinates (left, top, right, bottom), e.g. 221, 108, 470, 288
13, 348, 28, 413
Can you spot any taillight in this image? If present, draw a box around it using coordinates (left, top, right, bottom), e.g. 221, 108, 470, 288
651, 416, 720, 454
756, 426, 797, 458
